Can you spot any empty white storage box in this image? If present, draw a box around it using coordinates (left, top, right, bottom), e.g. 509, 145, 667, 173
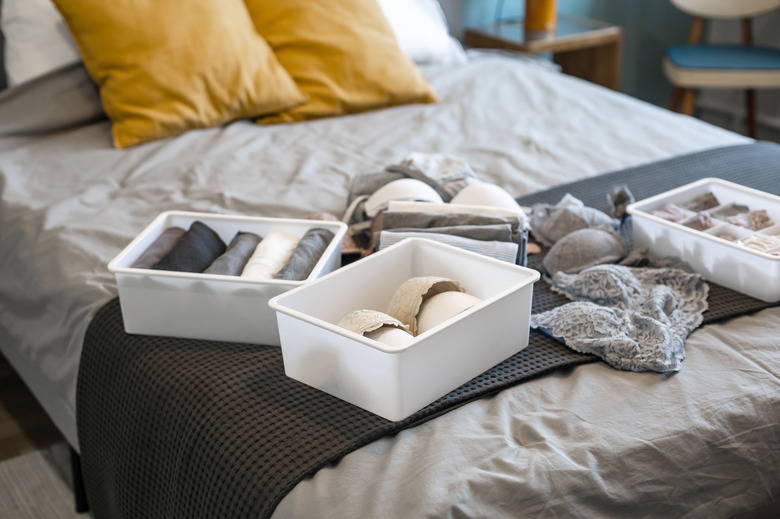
268, 238, 540, 421
108, 211, 347, 345
627, 178, 780, 302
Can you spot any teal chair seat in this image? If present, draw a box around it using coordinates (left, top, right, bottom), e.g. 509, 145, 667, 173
667, 44, 780, 70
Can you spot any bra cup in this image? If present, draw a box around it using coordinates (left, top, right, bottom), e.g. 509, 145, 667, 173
450, 183, 523, 212
542, 228, 627, 275
553, 265, 644, 308
532, 205, 619, 246
364, 178, 444, 217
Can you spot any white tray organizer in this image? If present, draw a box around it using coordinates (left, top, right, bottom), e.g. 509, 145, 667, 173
269, 237, 540, 422
108, 211, 347, 346
627, 178, 780, 302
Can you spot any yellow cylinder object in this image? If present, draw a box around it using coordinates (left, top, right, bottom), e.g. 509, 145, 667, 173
524, 0, 557, 35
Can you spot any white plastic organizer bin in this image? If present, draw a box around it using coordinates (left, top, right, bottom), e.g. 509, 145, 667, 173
108, 211, 347, 346
627, 178, 780, 302
268, 238, 540, 421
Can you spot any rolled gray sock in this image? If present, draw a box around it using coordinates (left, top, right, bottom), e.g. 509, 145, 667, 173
151, 221, 226, 273
203, 231, 262, 276
274, 228, 335, 281
132, 226, 186, 269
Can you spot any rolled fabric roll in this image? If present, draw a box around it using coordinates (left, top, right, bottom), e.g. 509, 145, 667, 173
240, 230, 300, 280
274, 228, 335, 281
741, 233, 780, 253
650, 203, 691, 223
681, 214, 714, 232
151, 221, 226, 273
710, 203, 750, 218
203, 231, 262, 276
132, 226, 185, 269
682, 191, 719, 212
727, 209, 773, 231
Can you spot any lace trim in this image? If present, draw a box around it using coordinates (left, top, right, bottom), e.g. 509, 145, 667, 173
530, 263, 709, 372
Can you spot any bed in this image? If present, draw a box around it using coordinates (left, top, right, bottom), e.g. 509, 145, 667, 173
1, 1, 779, 517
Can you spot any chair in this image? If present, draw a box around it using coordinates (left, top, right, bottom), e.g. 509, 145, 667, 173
665, 0, 780, 138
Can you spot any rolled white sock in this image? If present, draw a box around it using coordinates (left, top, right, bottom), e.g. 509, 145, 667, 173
240, 230, 300, 280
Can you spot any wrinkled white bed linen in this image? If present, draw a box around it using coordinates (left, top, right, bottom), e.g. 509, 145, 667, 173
2, 51, 776, 517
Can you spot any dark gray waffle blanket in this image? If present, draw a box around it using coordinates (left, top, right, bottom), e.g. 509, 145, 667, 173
77, 142, 780, 519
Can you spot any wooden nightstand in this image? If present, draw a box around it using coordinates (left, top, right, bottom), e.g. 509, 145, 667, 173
464, 14, 623, 90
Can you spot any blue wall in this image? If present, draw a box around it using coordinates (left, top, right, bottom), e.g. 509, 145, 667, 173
461, 0, 693, 107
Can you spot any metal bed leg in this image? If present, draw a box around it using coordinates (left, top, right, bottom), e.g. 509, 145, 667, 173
69, 447, 90, 514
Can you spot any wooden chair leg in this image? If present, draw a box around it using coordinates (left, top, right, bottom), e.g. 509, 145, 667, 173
746, 89, 757, 138
669, 87, 685, 112
680, 89, 696, 116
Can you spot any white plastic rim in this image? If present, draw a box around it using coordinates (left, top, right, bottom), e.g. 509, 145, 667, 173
269, 237, 540, 354
108, 210, 348, 286
627, 177, 780, 302
670, 0, 780, 18
626, 178, 780, 261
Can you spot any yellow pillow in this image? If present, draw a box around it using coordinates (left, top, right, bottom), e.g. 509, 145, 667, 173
51, 0, 306, 148
243, 0, 438, 124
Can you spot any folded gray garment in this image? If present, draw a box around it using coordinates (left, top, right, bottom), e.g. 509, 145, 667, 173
274, 228, 335, 281
131, 226, 186, 269
152, 221, 227, 273
377, 231, 519, 264
396, 153, 481, 198
382, 211, 521, 232
379, 223, 514, 242
203, 232, 262, 276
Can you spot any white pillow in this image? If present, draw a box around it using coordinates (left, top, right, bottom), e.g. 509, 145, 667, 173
1, 0, 80, 87
376, 0, 467, 65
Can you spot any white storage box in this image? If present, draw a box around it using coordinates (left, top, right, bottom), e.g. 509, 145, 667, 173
268, 238, 540, 421
627, 178, 780, 302
108, 211, 347, 345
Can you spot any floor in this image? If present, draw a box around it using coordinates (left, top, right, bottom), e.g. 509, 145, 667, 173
0, 353, 64, 462
0, 355, 82, 517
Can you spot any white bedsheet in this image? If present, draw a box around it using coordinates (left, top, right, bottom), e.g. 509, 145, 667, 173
2, 51, 773, 517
